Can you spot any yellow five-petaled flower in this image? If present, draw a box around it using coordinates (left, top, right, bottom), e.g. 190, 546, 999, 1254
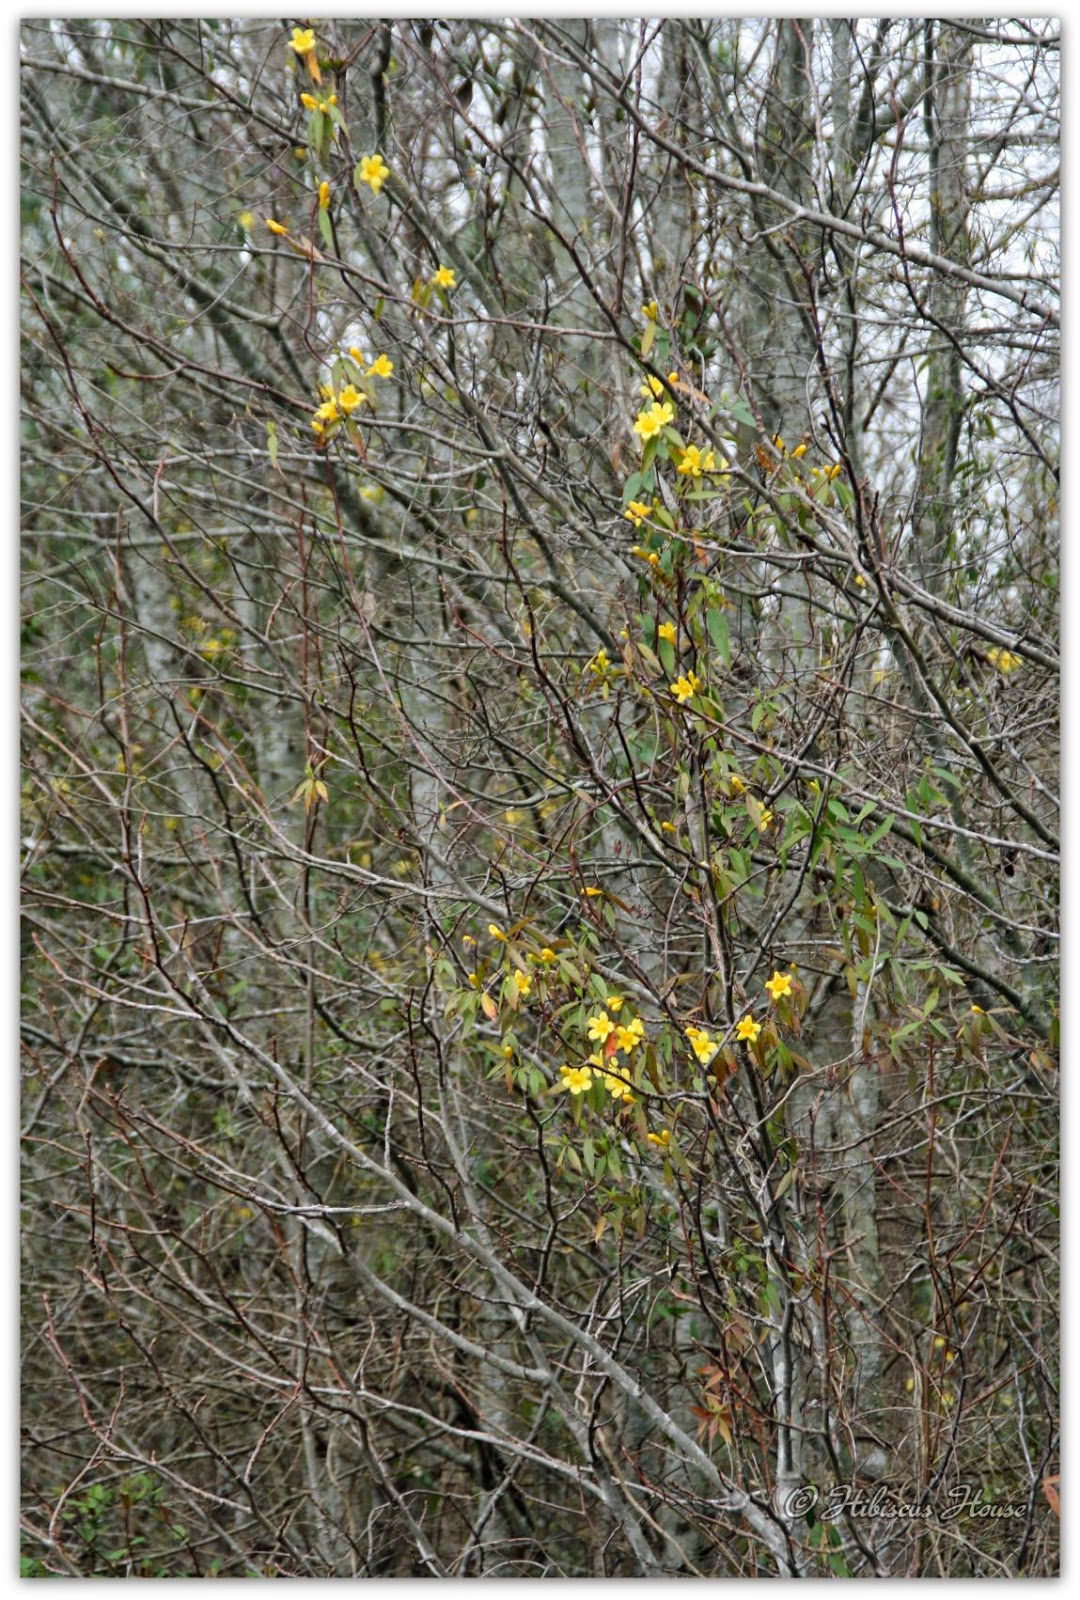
559, 1064, 593, 1096
602, 1070, 635, 1103
685, 1024, 718, 1065
624, 500, 652, 527
432, 264, 457, 289
677, 444, 716, 478
764, 970, 793, 1001
337, 384, 366, 415
289, 26, 321, 83
367, 353, 394, 378
658, 622, 676, 643
615, 1018, 646, 1054
633, 401, 675, 442
670, 671, 702, 704
587, 1011, 615, 1044
357, 153, 390, 195
736, 1015, 762, 1044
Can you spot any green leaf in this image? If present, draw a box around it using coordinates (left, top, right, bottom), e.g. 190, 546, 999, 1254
863, 815, 894, 849
706, 607, 731, 667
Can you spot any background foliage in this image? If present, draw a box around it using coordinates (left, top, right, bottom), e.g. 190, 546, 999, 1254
21, 17, 1058, 1577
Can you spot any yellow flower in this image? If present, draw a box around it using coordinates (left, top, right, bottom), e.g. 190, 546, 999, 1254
583, 886, 604, 898
764, 970, 793, 1001
513, 970, 532, 998
676, 444, 716, 478
539, 947, 557, 964
603, 1071, 635, 1103
588, 649, 610, 674
606, 996, 625, 1013
670, 671, 702, 704
970, 1003, 984, 1014
668, 371, 680, 384
736, 1015, 761, 1044
587, 1011, 615, 1044
488, 923, 507, 942
685, 1024, 718, 1065
357, 154, 390, 195
290, 27, 317, 57
265, 218, 288, 235
313, 399, 339, 425
773, 434, 786, 453
559, 1064, 593, 1096
432, 264, 457, 289
757, 808, 774, 832
502, 1043, 514, 1059
660, 820, 676, 834
639, 374, 665, 398
300, 92, 319, 111
624, 500, 652, 527
348, 346, 367, 365
729, 774, 746, 795
615, 1019, 646, 1054
647, 1128, 671, 1147
337, 384, 366, 415
367, 354, 394, 378
658, 622, 676, 644
642, 300, 658, 321
986, 647, 1022, 674
633, 401, 675, 442
792, 442, 808, 459
318, 180, 331, 209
